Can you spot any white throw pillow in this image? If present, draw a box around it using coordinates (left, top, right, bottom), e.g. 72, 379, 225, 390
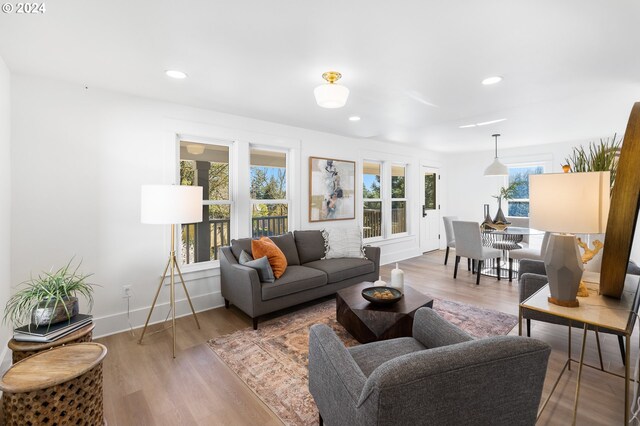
322, 227, 365, 259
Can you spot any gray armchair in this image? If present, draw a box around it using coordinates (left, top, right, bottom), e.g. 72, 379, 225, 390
519, 258, 640, 365
309, 308, 551, 426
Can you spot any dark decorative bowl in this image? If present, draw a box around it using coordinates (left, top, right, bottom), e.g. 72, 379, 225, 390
362, 286, 403, 305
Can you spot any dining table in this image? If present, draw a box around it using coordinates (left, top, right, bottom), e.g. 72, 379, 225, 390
481, 226, 545, 279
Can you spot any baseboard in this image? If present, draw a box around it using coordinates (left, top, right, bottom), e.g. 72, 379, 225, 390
92, 290, 224, 338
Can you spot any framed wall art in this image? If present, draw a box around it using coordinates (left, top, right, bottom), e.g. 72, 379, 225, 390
309, 157, 356, 222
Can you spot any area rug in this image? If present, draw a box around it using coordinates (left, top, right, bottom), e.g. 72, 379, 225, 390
208, 299, 518, 426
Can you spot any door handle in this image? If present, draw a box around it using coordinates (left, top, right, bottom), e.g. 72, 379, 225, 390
422, 206, 428, 217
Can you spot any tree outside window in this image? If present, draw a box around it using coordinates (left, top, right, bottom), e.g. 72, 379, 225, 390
363, 161, 382, 239
250, 149, 288, 237
507, 165, 544, 217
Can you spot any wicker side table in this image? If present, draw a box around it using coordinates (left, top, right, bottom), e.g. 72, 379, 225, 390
0, 342, 108, 426
8, 322, 95, 363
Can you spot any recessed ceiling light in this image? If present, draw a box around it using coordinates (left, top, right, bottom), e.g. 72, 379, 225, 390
165, 70, 188, 79
477, 118, 507, 126
482, 76, 503, 85
349, 116, 361, 121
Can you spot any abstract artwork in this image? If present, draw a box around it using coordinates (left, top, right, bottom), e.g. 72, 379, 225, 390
309, 157, 355, 222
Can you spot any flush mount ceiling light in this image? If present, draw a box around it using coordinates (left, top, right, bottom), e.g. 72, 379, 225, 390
165, 70, 188, 79
484, 133, 508, 176
459, 118, 507, 128
186, 144, 205, 155
314, 71, 349, 108
349, 116, 361, 121
482, 76, 503, 85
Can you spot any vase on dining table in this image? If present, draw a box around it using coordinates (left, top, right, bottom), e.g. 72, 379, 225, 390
493, 198, 508, 224
481, 204, 493, 230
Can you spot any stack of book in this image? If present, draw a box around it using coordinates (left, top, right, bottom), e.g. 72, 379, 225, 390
13, 314, 93, 343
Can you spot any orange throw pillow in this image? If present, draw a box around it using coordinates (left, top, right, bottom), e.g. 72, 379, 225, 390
251, 237, 288, 279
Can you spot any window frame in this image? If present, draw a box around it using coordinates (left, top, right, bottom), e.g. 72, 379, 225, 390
362, 160, 384, 242
390, 163, 409, 237
249, 146, 290, 238
504, 162, 546, 218
177, 138, 235, 268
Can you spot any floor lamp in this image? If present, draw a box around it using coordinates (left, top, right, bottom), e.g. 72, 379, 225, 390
139, 184, 203, 358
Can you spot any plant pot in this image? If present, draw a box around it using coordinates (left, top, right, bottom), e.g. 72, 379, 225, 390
31, 296, 79, 326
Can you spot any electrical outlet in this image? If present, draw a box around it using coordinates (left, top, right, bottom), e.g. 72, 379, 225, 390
121, 285, 132, 298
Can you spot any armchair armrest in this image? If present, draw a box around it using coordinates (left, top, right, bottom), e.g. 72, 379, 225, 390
412, 308, 473, 349
519, 273, 548, 302
518, 259, 546, 276
308, 324, 367, 425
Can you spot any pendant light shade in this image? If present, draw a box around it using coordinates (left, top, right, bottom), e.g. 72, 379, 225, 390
484, 134, 508, 176
314, 71, 349, 108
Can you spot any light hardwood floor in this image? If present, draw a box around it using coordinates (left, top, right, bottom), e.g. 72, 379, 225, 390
96, 251, 639, 425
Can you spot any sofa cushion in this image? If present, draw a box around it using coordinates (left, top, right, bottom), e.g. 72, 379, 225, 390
269, 232, 300, 265
230, 238, 253, 260
238, 252, 275, 283
252, 237, 288, 278
322, 227, 365, 259
303, 258, 375, 284
294, 230, 326, 264
261, 265, 327, 301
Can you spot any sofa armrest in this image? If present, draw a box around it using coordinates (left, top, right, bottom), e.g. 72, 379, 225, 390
412, 308, 473, 349
519, 259, 546, 276
309, 324, 367, 425
519, 273, 548, 303
219, 246, 262, 318
364, 245, 380, 275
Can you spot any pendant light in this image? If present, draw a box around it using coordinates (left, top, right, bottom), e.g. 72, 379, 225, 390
484, 133, 508, 176
314, 71, 349, 108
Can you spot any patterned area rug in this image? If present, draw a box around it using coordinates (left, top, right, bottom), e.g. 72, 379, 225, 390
208, 298, 518, 426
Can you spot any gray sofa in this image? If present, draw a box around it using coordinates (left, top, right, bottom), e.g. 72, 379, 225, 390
309, 308, 551, 426
220, 230, 380, 329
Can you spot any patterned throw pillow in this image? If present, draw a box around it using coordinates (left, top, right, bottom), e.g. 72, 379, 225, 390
322, 227, 365, 259
238, 251, 275, 283
251, 237, 288, 278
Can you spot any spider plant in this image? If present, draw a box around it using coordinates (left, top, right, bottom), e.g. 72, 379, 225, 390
564, 133, 622, 190
3, 259, 95, 328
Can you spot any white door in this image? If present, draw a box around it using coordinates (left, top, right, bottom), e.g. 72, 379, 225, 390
420, 167, 440, 252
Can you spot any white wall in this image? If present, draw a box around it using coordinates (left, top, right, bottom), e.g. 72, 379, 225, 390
10, 74, 444, 337
0, 57, 11, 368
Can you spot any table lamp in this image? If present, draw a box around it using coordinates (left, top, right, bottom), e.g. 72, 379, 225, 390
529, 171, 610, 307
139, 184, 203, 357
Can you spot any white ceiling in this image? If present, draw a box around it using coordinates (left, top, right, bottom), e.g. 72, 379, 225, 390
1, 0, 640, 152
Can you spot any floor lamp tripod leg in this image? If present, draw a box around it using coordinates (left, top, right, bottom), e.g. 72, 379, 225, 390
174, 256, 201, 329
171, 255, 176, 358
139, 256, 171, 344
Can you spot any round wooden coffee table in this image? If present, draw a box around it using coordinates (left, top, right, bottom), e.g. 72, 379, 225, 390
336, 282, 433, 343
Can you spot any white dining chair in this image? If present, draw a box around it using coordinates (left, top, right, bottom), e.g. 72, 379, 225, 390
452, 221, 502, 285
442, 216, 457, 265
508, 231, 551, 281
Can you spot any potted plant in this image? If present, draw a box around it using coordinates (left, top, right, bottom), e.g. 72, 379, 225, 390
3, 259, 96, 329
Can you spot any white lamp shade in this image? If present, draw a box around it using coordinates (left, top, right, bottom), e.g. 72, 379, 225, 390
529, 171, 610, 234
314, 83, 349, 108
483, 158, 509, 176
141, 185, 203, 224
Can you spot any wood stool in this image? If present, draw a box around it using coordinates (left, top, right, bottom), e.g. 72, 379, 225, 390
8, 323, 95, 363
0, 342, 108, 426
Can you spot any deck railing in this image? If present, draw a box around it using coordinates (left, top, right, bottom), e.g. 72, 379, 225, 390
363, 208, 406, 239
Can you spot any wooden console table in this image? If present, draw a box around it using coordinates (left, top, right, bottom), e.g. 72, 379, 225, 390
519, 273, 640, 425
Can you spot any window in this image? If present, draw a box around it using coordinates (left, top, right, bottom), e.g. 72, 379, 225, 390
363, 161, 382, 239
250, 148, 288, 237
507, 165, 545, 217
391, 165, 407, 234
180, 141, 232, 264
